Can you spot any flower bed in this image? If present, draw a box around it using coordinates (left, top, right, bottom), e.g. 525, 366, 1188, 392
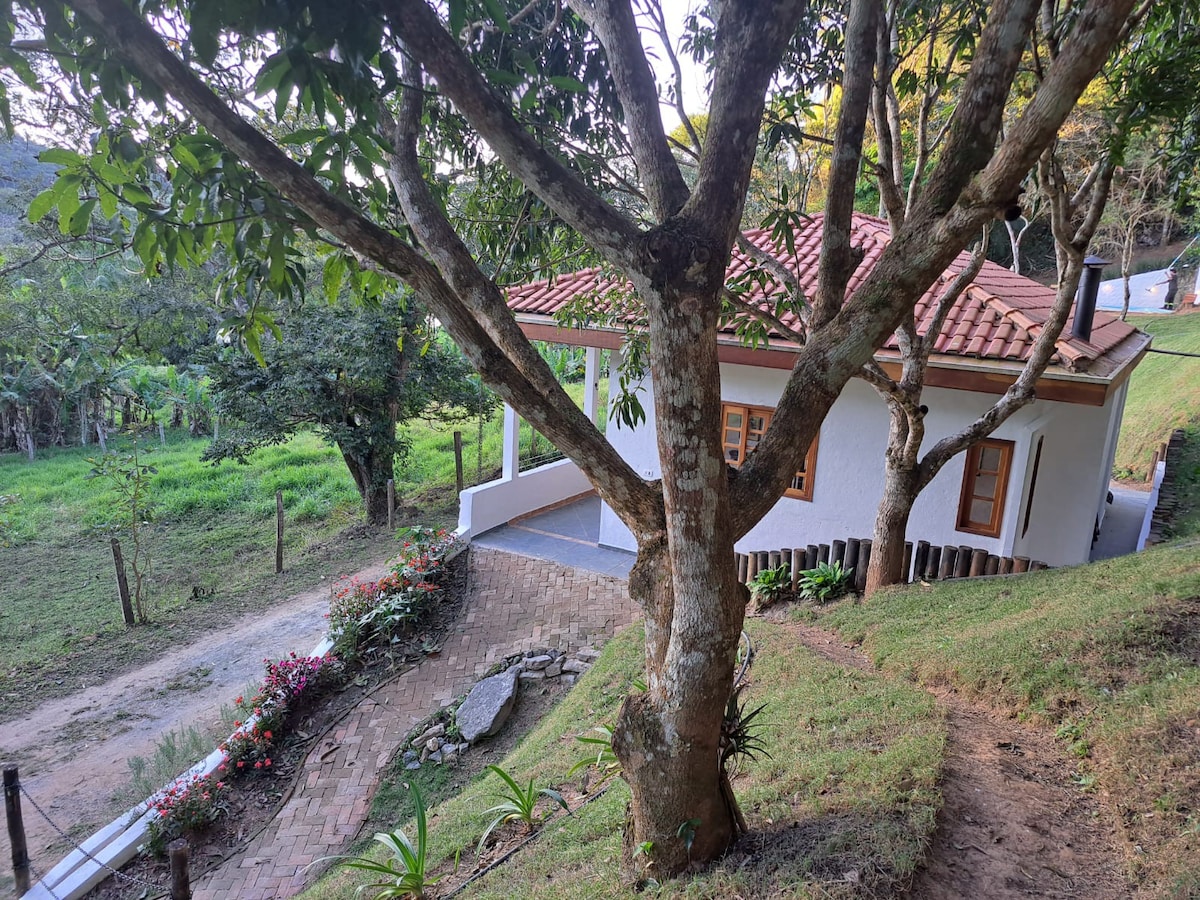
141, 527, 461, 861
146, 652, 342, 854
329, 527, 460, 655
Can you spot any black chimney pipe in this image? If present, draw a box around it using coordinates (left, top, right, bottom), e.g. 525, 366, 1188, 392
1071, 255, 1108, 342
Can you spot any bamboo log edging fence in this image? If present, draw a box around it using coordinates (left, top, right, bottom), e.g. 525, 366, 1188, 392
1144, 428, 1188, 547
735, 535, 1049, 589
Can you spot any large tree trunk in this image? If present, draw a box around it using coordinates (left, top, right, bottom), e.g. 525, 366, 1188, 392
611, 263, 746, 876
340, 443, 395, 526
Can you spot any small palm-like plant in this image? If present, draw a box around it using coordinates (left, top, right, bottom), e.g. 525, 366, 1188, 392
319, 783, 438, 899
567, 724, 620, 778
478, 764, 569, 853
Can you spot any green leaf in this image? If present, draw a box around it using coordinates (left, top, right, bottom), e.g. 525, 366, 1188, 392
68, 199, 97, 235
546, 75, 586, 93
28, 188, 58, 224
38, 148, 84, 167
170, 143, 201, 172
482, 0, 511, 33
448, 0, 466, 39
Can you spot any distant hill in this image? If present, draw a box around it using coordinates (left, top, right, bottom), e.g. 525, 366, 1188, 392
0, 135, 55, 247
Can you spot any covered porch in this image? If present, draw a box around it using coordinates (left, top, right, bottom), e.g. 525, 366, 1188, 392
458, 345, 634, 575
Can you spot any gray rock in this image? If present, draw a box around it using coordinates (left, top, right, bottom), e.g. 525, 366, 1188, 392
456, 668, 520, 743
544, 660, 563, 678
518, 669, 546, 682
425, 737, 442, 752
428, 749, 443, 764
562, 658, 590, 674
405, 760, 422, 771
575, 647, 601, 662
413, 724, 445, 747
441, 747, 458, 766
524, 654, 554, 671
562, 674, 577, 686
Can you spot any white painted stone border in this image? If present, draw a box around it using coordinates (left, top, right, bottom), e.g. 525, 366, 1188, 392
24, 526, 468, 900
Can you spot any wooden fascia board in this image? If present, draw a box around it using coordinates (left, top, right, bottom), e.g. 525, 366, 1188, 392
514, 318, 1148, 408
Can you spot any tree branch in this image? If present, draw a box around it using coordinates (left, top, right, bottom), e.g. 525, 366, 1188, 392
380, 0, 642, 268
813, 0, 880, 325
683, 0, 807, 250
567, 0, 690, 220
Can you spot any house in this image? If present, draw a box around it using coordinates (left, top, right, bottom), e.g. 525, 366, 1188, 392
459, 213, 1150, 568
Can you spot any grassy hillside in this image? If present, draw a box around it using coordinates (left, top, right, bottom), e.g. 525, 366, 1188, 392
825, 542, 1200, 896
303, 621, 946, 900
1114, 312, 1200, 481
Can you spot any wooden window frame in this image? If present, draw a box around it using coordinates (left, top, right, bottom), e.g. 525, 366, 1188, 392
721, 402, 817, 502
956, 438, 1014, 538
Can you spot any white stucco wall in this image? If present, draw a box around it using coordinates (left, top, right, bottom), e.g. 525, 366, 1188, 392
459, 458, 592, 537
599, 362, 1124, 566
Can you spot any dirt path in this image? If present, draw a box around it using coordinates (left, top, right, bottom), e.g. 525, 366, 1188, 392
784, 621, 1128, 899
0, 559, 390, 883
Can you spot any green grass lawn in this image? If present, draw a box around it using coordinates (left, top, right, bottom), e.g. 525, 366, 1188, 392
823, 542, 1200, 896
0, 429, 450, 721
1114, 312, 1200, 481
302, 621, 945, 900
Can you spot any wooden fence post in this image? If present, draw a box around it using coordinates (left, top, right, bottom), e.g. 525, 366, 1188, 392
843, 539, 859, 574
969, 549, 988, 578
111, 538, 135, 625
939, 546, 957, 580
767, 550, 781, 571
4, 766, 30, 894
736, 553, 748, 585
984, 555, 1000, 576
913, 541, 930, 583
954, 545, 973, 579
818, 543, 830, 564
902, 541, 913, 584
169, 838, 192, 900
831, 540, 846, 566
386, 479, 396, 531
999, 557, 1014, 575
453, 431, 465, 495
275, 491, 284, 575
855, 540, 871, 593
805, 545, 818, 570
1012, 556, 1030, 573
926, 545, 942, 580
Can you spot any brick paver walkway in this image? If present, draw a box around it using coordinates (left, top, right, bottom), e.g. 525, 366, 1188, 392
193, 547, 636, 900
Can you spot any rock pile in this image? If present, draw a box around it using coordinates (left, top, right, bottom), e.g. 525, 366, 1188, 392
402, 645, 602, 770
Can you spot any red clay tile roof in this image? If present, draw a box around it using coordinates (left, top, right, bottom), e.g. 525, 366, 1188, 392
507, 212, 1143, 373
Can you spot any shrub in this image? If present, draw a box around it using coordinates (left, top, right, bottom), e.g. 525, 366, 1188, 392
748, 564, 793, 609
146, 772, 226, 855
796, 560, 854, 604
478, 764, 569, 853
320, 783, 439, 899
329, 527, 459, 652
219, 653, 340, 774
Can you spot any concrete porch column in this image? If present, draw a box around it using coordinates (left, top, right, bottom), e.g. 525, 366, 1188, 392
501, 403, 520, 479
583, 346, 601, 423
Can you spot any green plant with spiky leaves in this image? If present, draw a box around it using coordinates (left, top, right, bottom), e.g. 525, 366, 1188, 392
318, 783, 439, 899
797, 561, 854, 604
477, 764, 569, 854
748, 564, 793, 610
568, 724, 620, 779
